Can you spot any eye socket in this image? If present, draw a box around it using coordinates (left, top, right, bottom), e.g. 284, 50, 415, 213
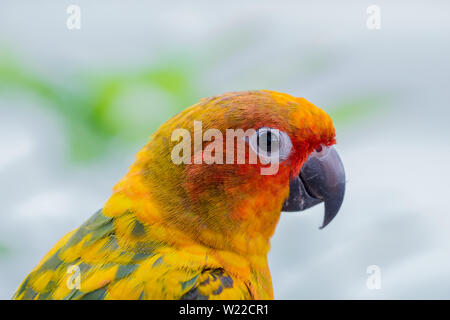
248, 127, 292, 161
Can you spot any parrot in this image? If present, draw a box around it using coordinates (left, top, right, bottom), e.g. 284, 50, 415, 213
13, 90, 345, 300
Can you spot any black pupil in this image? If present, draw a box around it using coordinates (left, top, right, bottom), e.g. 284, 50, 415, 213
257, 131, 273, 155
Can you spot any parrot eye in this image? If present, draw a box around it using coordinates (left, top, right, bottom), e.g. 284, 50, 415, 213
248, 127, 292, 162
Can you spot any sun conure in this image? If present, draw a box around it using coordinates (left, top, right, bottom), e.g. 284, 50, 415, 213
13, 90, 345, 300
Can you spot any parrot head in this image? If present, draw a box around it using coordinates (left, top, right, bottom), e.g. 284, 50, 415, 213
104, 90, 345, 255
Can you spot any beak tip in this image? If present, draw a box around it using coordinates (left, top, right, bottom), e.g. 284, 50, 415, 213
319, 216, 332, 230
319, 218, 333, 230
319, 190, 345, 229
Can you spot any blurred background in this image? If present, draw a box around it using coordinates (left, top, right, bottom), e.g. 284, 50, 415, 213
1, 0, 449, 299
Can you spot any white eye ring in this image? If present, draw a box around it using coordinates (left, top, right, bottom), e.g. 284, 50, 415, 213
248, 127, 292, 162
309, 144, 332, 160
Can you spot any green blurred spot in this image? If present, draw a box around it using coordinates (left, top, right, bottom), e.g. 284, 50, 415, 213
330, 95, 388, 125
0, 244, 9, 256
0, 51, 200, 162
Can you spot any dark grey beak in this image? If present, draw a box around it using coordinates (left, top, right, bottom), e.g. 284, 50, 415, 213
282, 146, 346, 229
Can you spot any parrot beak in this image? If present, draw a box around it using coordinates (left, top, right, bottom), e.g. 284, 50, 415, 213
282, 146, 346, 229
